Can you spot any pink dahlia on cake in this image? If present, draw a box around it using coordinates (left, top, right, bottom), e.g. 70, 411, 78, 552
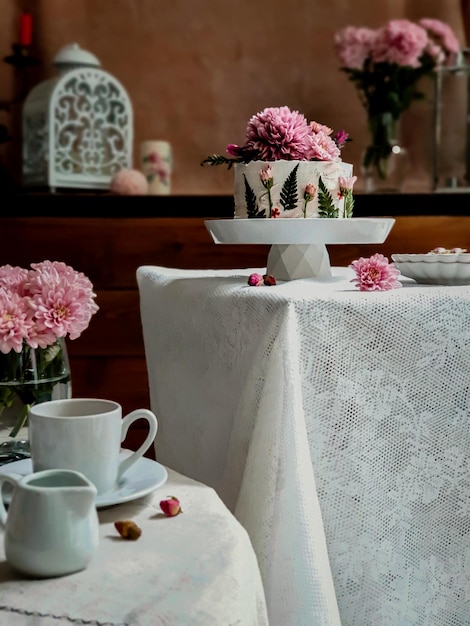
201, 106, 355, 219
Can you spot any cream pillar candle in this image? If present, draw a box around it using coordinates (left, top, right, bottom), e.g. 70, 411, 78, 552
140, 140, 172, 195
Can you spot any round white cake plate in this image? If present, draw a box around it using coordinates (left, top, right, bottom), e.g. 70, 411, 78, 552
205, 218, 396, 281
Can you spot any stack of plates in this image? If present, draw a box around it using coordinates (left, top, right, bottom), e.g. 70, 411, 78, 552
392, 252, 470, 286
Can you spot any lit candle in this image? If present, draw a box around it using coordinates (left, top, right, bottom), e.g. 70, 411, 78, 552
19, 13, 32, 46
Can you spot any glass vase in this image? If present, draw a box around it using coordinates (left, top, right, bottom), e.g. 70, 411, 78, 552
0, 338, 71, 465
362, 112, 408, 193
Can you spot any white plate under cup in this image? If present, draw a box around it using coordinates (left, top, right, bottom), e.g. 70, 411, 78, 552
29, 398, 158, 495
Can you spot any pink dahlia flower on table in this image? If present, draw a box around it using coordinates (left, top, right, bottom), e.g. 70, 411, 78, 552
201, 105, 350, 168
349, 254, 402, 291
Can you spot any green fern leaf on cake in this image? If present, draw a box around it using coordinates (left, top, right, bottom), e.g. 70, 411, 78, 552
244, 175, 265, 218
279, 164, 299, 211
343, 190, 354, 218
318, 177, 338, 218
200, 154, 238, 169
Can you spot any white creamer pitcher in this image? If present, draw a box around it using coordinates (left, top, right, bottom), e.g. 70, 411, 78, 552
0, 469, 99, 578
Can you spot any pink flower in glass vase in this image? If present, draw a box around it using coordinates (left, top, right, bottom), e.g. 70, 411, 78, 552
334, 26, 376, 69
349, 254, 402, 291
419, 18, 460, 64
371, 19, 428, 68
0, 289, 32, 354
0, 265, 28, 294
25, 261, 99, 347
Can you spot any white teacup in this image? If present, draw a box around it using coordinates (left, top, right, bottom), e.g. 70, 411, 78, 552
29, 398, 158, 495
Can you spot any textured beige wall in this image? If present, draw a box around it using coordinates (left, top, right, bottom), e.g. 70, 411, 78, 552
0, 0, 467, 194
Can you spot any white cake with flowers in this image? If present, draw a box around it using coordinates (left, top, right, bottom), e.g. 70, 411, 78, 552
202, 106, 357, 219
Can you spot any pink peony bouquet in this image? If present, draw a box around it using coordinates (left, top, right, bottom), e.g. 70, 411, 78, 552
334, 18, 460, 179
201, 105, 350, 169
0, 261, 99, 440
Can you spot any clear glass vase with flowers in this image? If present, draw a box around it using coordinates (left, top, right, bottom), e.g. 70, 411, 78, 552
335, 18, 460, 192
0, 261, 98, 464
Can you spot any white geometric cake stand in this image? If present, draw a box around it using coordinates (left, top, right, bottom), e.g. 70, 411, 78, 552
205, 218, 396, 281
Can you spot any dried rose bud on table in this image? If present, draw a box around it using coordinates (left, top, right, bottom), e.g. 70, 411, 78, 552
114, 520, 142, 540
160, 496, 182, 517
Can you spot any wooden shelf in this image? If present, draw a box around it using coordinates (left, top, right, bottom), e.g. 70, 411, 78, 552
1, 192, 470, 216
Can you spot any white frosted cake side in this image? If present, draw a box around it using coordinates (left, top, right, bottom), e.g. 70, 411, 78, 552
234, 160, 354, 219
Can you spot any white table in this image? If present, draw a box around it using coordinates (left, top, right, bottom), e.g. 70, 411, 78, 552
0, 466, 268, 626
138, 265, 470, 626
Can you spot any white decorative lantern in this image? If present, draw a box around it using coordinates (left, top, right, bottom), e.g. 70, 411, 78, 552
22, 43, 133, 191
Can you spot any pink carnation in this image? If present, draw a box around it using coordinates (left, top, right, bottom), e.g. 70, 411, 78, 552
244, 106, 313, 161
349, 254, 402, 291
334, 26, 376, 69
419, 18, 460, 65
372, 19, 428, 68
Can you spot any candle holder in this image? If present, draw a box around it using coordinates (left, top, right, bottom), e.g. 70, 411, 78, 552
4, 43, 39, 69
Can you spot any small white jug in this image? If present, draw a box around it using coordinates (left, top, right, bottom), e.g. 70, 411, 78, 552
0, 469, 99, 578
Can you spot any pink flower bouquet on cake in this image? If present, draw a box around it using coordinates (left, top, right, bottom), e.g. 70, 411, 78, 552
201, 105, 350, 168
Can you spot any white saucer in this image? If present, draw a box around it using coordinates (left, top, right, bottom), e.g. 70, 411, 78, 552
0, 449, 168, 509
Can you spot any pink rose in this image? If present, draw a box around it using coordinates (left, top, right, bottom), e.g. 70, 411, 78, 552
160, 496, 182, 517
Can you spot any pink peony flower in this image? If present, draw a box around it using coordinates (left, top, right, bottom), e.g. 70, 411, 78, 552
244, 106, 313, 161
349, 254, 402, 291
334, 26, 376, 69
110, 168, 148, 196
371, 19, 428, 68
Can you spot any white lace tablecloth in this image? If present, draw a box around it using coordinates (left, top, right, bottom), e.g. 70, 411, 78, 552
0, 467, 268, 626
138, 265, 470, 626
